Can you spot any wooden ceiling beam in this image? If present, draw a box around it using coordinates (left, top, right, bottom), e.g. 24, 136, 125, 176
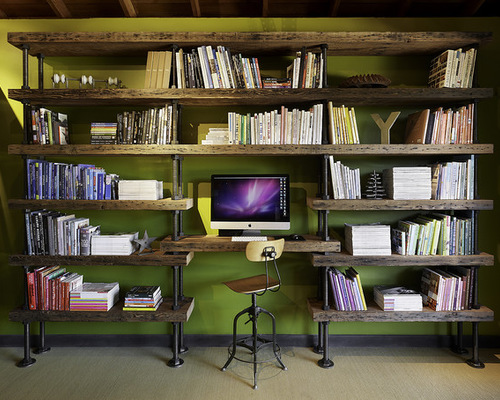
263, 0, 269, 17
0, 8, 7, 18
119, 0, 138, 17
462, 0, 486, 16
397, 0, 413, 17
329, 0, 342, 17
47, 0, 72, 18
191, 0, 201, 17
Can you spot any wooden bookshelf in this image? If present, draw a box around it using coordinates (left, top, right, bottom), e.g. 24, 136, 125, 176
9, 297, 194, 323
8, 198, 193, 211
160, 235, 340, 253
307, 298, 494, 323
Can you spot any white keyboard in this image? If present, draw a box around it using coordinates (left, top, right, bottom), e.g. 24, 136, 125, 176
231, 236, 268, 242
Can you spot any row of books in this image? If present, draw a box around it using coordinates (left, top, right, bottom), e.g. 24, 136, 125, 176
404, 104, 475, 145
432, 160, 474, 200
146, 46, 264, 89
26, 159, 119, 201
287, 50, 325, 89
26, 266, 83, 310
124, 286, 163, 311
392, 213, 473, 256
428, 48, 476, 89
328, 267, 367, 311
374, 286, 423, 311
116, 106, 175, 145
227, 104, 323, 145
328, 156, 361, 199
327, 103, 360, 144
421, 267, 475, 311
30, 107, 69, 145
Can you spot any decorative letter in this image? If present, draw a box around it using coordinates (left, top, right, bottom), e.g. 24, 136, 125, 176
371, 112, 401, 144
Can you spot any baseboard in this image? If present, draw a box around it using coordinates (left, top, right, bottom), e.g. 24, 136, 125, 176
1, 334, 499, 348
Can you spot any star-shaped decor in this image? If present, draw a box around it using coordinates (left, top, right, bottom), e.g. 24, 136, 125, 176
134, 230, 157, 255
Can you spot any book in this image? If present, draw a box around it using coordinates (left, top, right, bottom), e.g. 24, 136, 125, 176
405, 109, 430, 144
374, 286, 423, 311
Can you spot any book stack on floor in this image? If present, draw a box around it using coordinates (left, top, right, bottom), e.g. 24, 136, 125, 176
329, 267, 367, 311
201, 127, 230, 144
90, 122, 118, 144
344, 223, 392, 256
70, 282, 119, 311
374, 285, 423, 311
428, 48, 476, 89
118, 180, 163, 200
90, 232, 139, 255
123, 286, 163, 311
421, 267, 474, 311
383, 167, 432, 200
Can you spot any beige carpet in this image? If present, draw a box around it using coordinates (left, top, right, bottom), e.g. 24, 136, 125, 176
1, 346, 499, 399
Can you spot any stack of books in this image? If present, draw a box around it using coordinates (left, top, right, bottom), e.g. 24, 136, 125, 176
374, 285, 423, 311
262, 77, 291, 88
345, 223, 392, 256
201, 127, 230, 145
118, 180, 163, 200
90, 122, 117, 144
428, 48, 476, 89
70, 282, 119, 311
327, 103, 360, 144
329, 156, 361, 199
383, 167, 432, 200
123, 286, 163, 311
328, 267, 367, 311
90, 232, 139, 255
421, 267, 474, 311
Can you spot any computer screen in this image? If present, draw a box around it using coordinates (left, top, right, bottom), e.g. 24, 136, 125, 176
210, 174, 290, 236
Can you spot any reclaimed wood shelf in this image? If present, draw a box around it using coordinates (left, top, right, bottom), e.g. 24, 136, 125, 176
307, 298, 494, 323
9, 251, 194, 267
8, 31, 492, 57
310, 251, 494, 267
8, 87, 494, 107
9, 297, 194, 324
160, 234, 340, 253
8, 198, 193, 211
307, 198, 494, 211
8, 143, 494, 157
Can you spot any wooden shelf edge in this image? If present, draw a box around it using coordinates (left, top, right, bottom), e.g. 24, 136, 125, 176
307, 298, 494, 322
8, 198, 194, 211
307, 198, 494, 211
310, 251, 495, 267
8, 143, 494, 157
9, 297, 195, 323
9, 251, 194, 267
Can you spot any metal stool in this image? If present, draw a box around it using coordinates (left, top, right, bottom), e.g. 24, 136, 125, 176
221, 239, 287, 389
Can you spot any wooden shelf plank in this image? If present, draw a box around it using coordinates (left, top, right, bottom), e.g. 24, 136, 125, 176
8, 88, 494, 107
8, 144, 494, 157
307, 198, 494, 211
307, 298, 494, 322
8, 31, 492, 57
8, 198, 193, 211
9, 251, 194, 267
310, 251, 494, 267
9, 297, 194, 323
160, 234, 341, 253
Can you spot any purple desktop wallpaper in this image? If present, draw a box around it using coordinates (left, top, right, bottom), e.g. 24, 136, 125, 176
213, 178, 281, 220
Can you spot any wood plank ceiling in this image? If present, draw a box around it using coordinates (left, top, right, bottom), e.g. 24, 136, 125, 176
0, 0, 497, 19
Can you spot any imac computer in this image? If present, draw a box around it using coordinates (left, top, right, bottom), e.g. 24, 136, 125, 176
211, 174, 290, 238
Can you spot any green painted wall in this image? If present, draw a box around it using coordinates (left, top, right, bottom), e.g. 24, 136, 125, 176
1, 17, 498, 338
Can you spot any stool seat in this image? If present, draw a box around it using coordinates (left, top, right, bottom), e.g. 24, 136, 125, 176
223, 274, 280, 294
